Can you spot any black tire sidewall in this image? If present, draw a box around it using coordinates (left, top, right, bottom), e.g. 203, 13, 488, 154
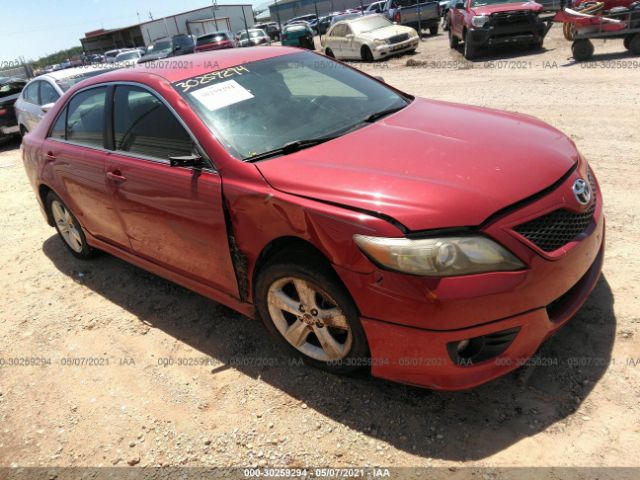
45, 192, 95, 260
361, 46, 374, 62
255, 257, 370, 375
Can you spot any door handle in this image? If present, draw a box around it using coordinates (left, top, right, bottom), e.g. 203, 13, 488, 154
46, 151, 56, 161
106, 170, 127, 182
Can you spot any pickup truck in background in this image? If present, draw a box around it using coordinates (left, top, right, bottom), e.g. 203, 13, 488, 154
384, 0, 442, 35
448, 0, 551, 59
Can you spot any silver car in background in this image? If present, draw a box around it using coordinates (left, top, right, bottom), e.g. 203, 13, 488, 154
14, 64, 119, 135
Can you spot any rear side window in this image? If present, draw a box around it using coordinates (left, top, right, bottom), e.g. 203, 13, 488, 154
23, 82, 39, 104
66, 87, 107, 148
40, 81, 59, 105
113, 85, 192, 160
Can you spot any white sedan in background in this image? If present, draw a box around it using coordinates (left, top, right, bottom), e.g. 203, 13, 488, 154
15, 64, 119, 135
322, 14, 419, 61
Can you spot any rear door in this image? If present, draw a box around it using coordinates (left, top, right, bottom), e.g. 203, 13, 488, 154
41, 86, 129, 248
104, 84, 238, 295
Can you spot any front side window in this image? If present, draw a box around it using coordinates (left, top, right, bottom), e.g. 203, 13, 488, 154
39, 81, 60, 105
66, 87, 107, 148
113, 85, 192, 160
174, 51, 409, 160
50, 108, 66, 139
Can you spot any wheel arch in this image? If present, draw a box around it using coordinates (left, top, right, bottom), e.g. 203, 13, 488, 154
38, 183, 55, 226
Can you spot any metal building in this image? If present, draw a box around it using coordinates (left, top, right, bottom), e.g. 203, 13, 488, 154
268, 0, 366, 23
80, 4, 255, 54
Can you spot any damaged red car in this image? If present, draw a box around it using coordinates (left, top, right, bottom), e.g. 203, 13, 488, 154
21, 48, 604, 390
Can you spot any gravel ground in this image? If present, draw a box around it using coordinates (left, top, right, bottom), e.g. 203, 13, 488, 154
0, 25, 639, 470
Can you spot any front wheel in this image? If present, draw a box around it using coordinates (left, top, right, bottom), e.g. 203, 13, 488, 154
629, 34, 640, 55
361, 45, 374, 62
325, 47, 335, 58
463, 31, 477, 59
449, 28, 459, 48
429, 24, 439, 36
255, 250, 369, 375
46, 192, 96, 259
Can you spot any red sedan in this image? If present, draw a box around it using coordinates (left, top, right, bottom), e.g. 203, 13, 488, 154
194, 32, 236, 52
21, 47, 604, 390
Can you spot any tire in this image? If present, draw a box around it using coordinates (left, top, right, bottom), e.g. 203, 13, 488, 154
449, 28, 459, 49
624, 34, 632, 50
19, 125, 28, 137
429, 24, 439, 36
325, 47, 335, 58
629, 33, 640, 55
463, 31, 477, 60
45, 191, 96, 260
572, 39, 594, 61
361, 45, 374, 62
255, 247, 369, 376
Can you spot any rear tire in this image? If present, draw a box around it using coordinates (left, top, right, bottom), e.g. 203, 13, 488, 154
255, 247, 369, 376
361, 45, 374, 62
45, 192, 96, 260
429, 24, 439, 36
624, 34, 632, 50
572, 39, 594, 61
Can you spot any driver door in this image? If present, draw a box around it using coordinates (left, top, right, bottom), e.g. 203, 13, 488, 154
104, 84, 239, 295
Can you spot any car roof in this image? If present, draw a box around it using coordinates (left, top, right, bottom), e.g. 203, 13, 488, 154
38, 64, 119, 81
78, 48, 301, 85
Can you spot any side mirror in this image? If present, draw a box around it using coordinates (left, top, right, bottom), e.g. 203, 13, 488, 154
169, 153, 205, 168
41, 102, 56, 113
374, 75, 385, 83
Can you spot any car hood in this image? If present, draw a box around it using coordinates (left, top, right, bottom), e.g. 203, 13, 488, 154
139, 51, 171, 62
360, 25, 416, 40
470, 1, 542, 15
255, 98, 579, 231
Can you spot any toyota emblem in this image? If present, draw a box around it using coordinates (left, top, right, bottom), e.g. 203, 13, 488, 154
572, 178, 592, 205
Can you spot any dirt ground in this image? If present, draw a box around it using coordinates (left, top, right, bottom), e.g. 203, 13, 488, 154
1, 25, 639, 472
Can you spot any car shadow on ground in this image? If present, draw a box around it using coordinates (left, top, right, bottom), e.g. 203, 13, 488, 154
561, 50, 639, 67
0, 137, 21, 154
43, 235, 616, 461
450, 43, 551, 63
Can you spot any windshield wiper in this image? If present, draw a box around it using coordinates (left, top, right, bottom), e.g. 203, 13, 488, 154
243, 136, 338, 162
363, 105, 407, 123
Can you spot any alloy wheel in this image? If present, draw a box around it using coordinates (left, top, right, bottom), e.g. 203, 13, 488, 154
267, 277, 353, 362
51, 200, 83, 253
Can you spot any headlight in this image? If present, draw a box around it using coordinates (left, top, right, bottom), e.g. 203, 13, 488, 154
353, 235, 524, 277
471, 15, 490, 27
373, 38, 389, 46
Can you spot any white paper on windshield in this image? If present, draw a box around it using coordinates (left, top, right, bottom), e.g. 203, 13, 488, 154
190, 80, 254, 111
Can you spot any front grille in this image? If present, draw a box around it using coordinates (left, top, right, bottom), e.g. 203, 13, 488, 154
514, 171, 597, 253
491, 10, 532, 26
388, 33, 409, 44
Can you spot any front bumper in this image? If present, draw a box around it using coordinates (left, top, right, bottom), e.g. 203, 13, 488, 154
335, 161, 605, 389
0, 124, 19, 137
373, 38, 420, 59
468, 20, 548, 48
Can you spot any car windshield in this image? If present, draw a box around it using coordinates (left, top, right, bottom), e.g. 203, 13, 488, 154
174, 51, 410, 161
351, 16, 392, 33
471, 0, 523, 5
56, 68, 114, 92
198, 33, 228, 44
151, 40, 172, 53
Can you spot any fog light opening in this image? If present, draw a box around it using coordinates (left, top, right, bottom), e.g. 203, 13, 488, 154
455, 337, 484, 359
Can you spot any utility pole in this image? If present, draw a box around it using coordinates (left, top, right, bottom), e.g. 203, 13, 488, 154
137, 11, 141, 24
211, 0, 219, 31
148, 12, 153, 21
274, 0, 282, 40
241, 8, 250, 44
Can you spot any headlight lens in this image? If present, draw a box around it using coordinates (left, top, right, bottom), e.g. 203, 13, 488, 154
471, 15, 490, 27
373, 38, 388, 46
353, 235, 524, 277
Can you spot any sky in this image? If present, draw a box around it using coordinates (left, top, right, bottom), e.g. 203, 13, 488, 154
1, 0, 268, 62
